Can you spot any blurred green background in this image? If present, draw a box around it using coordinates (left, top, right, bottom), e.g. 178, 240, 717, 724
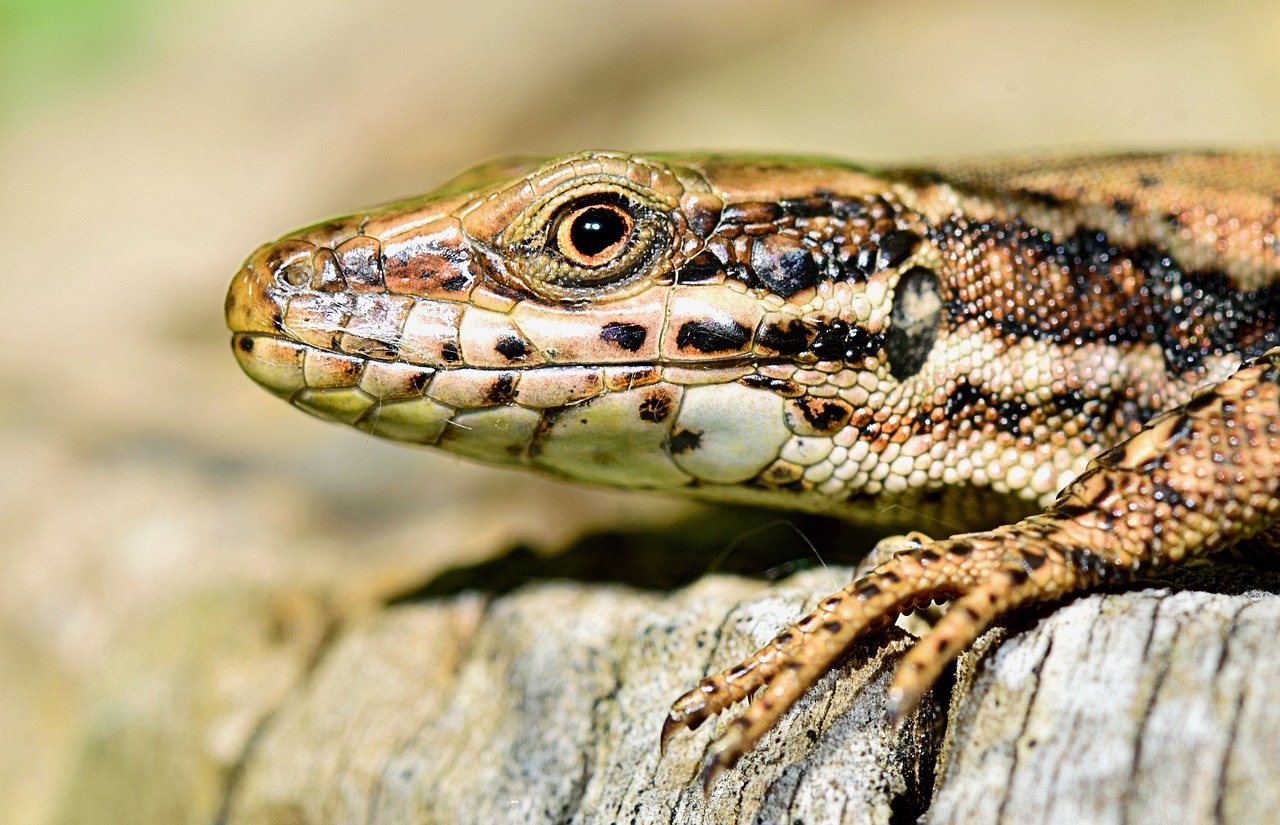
2, 1, 1278, 822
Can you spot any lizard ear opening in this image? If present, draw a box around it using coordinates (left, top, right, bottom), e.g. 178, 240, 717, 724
886, 266, 944, 380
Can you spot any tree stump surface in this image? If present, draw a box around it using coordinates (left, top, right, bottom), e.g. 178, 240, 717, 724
49, 555, 1280, 825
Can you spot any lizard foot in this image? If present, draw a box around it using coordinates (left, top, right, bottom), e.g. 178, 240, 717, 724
661, 524, 1081, 792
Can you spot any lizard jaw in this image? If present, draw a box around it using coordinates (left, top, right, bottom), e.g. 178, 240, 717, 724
231, 331, 803, 494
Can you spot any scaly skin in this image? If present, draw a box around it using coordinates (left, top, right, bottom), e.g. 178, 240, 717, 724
225, 151, 1280, 791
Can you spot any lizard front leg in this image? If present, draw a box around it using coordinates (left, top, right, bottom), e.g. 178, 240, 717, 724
664, 347, 1280, 790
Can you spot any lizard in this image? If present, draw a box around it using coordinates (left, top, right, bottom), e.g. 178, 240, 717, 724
224, 150, 1280, 790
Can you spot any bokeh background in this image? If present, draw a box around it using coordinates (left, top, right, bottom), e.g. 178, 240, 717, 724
3, 1, 1279, 822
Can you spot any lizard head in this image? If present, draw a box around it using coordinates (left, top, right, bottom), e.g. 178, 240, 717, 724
227, 151, 957, 516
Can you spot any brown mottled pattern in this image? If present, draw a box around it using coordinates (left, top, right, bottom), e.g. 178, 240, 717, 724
226, 150, 1280, 791
903, 152, 1280, 289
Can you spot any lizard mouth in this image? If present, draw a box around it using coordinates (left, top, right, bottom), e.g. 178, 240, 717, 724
232, 328, 779, 403
233, 323, 779, 424
231, 330, 798, 489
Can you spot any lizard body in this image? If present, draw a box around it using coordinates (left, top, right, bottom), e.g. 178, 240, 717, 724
225, 151, 1280, 788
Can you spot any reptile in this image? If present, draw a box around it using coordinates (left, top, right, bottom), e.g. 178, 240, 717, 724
225, 150, 1280, 790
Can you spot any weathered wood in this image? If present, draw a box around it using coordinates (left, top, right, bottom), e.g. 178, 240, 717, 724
48, 557, 1280, 825
218, 570, 942, 824
933, 566, 1280, 825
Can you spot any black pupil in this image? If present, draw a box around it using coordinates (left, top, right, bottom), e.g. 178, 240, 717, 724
569, 207, 627, 258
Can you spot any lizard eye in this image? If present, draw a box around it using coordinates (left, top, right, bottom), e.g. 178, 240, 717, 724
499, 184, 674, 301
554, 200, 634, 266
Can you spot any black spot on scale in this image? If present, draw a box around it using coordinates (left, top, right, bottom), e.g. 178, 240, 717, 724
674, 251, 724, 284
740, 374, 803, 396
485, 373, 517, 405
757, 320, 811, 356
440, 341, 461, 363
599, 322, 647, 352
668, 428, 702, 454
886, 266, 943, 381
440, 274, 472, 292
749, 236, 822, 298
676, 318, 751, 354
876, 229, 921, 270
787, 397, 852, 434
809, 320, 885, 364
837, 245, 879, 281
495, 335, 531, 361
1005, 567, 1030, 586
1151, 482, 1186, 509
942, 378, 984, 419
995, 397, 1034, 433
1052, 226, 1119, 271
637, 389, 675, 423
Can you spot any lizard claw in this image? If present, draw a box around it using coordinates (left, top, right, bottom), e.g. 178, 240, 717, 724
698, 755, 723, 796
659, 696, 708, 754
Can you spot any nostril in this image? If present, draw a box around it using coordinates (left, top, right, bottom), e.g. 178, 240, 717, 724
277, 258, 313, 288
264, 239, 321, 291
